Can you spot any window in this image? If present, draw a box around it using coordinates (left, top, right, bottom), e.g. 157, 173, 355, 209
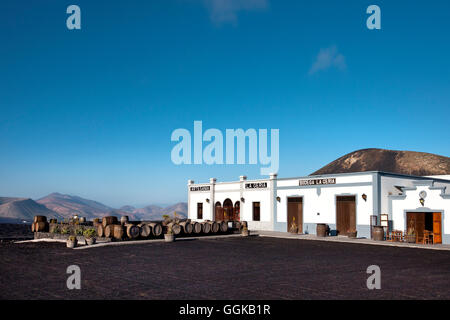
252, 202, 260, 221
197, 203, 203, 219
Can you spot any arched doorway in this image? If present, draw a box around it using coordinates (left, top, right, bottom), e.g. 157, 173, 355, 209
215, 201, 224, 221
233, 201, 240, 221
223, 199, 233, 221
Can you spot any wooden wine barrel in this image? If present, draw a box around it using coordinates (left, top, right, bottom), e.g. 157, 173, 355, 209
97, 225, 104, 237
179, 221, 193, 234
104, 225, 115, 238
120, 216, 129, 225
138, 223, 152, 238
167, 222, 181, 235
208, 221, 220, 233
102, 216, 118, 228
202, 222, 211, 234
125, 224, 140, 239
316, 224, 327, 237
113, 225, 124, 240
35, 221, 48, 232
218, 221, 228, 233
148, 222, 162, 237
192, 222, 202, 234
34, 215, 47, 223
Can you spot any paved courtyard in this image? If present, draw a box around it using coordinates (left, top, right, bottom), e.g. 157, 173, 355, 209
1, 236, 450, 299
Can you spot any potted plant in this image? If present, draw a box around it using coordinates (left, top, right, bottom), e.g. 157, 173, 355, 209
164, 225, 175, 242
241, 225, 250, 237
347, 229, 358, 238
83, 228, 96, 245
67, 235, 78, 248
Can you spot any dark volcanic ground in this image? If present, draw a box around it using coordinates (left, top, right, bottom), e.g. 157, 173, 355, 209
1, 237, 450, 300
0, 223, 33, 241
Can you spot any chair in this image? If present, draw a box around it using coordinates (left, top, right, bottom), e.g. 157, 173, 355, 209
386, 231, 393, 241
389, 230, 402, 242
423, 230, 433, 244
396, 230, 404, 242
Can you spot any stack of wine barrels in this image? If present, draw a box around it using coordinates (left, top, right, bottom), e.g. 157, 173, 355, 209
97, 216, 119, 238
31, 216, 49, 232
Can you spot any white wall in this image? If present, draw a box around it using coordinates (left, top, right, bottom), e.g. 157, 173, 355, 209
380, 176, 417, 217
276, 184, 374, 226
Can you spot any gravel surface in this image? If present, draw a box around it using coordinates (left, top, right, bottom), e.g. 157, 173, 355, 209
1, 237, 450, 299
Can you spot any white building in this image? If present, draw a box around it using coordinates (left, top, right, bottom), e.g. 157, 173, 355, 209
188, 171, 450, 244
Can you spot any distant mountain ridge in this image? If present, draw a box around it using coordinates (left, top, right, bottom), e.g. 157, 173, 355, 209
0, 197, 63, 222
35, 193, 187, 221
311, 148, 450, 176
0, 193, 186, 223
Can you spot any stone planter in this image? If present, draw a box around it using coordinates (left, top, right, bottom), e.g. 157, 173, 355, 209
66, 238, 77, 248
164, 234, 174, 242
85, 237, 96, 245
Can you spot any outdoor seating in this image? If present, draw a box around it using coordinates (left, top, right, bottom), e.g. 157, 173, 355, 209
423, 230, 433, 244
387, 230, 403, 242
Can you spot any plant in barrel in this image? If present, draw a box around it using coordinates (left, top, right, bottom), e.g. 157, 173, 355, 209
83, 228, 97, 245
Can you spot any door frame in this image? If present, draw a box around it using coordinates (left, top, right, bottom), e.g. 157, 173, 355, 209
403, 209, 444, 244
286, 196, 303, 233
335, 194, 357, 235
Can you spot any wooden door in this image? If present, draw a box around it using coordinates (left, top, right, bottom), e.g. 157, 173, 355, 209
336, 196, 356, 235
215, 203, 224, 221
233, 202, 240, 221
223, 199, 233, 221
433, 212, 442, 244
406, 212, 425, 243
287, 197, 303, 233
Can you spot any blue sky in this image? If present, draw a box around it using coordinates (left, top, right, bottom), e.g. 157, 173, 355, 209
1, 0, 449, 207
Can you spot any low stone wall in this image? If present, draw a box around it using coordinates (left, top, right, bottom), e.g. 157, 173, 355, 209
34, 232, 112, 244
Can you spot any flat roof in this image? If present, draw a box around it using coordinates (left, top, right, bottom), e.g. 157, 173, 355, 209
190, 171, 450, 186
